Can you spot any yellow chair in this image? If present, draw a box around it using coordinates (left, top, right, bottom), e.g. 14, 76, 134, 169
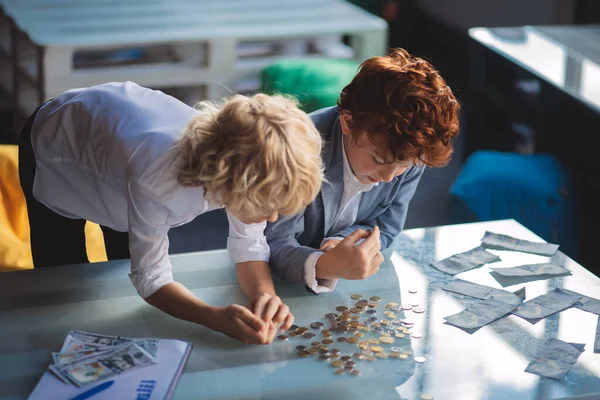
0, 145, 107, 272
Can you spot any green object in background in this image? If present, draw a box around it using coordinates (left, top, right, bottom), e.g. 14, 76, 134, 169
260, 58, 360, 113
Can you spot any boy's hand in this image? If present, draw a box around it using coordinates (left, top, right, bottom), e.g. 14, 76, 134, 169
320, 238, 342, 252
250, 292, 295, 335
212, 304, 269, 344
316, 226, 384, 281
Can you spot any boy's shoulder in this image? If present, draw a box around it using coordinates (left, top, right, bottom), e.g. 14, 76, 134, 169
308, 106, 339, 138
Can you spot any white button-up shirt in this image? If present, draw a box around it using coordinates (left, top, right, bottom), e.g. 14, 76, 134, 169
30, 81, 270, 298
303, 136, 377, 293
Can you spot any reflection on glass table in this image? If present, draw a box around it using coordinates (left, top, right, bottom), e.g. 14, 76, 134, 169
469, 25, 600, 112
0, 219, 599, 400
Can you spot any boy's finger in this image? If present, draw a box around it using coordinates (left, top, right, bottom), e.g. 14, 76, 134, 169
234, 318, 265, 343
234, 306, 265, 331
359, 226, 380, 251
271, 303, 290, 325
252, 296, 267, 320
281, 312, 295, 332
343, 229, 370, 245
262, 297, 281, 322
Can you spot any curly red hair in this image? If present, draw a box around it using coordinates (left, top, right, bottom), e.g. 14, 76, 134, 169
338, 48, 460, 167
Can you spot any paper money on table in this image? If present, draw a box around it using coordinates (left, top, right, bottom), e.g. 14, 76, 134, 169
61, 330, 159, 357
481, 231, 559, 256
52, 349, 104, 365
561, 289, 600, 315
490, 263, 570, 277
443, 296, 518, 330
50, 342, 156, 388
525, 338, 585, 379
443, 279, 525, 305
595, 316, 600, 353
513, 288, 582, 322
431, 246, 501, 275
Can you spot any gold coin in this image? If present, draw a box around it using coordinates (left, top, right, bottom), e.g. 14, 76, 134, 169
375, 352, 388, 358
404, 330, 412, 335
336, 305, 349, 312
322, 332, 332, 338
335, 369, 345, 375
289, 332, 298, 337
346, 337, 359, 344
369, 296, 382, 302
389, 352, 401, 358
388, 313, 397, 319
350, 307, 364, 314
322, 339, 333, 345
358, 343, 369, 350
368, 302, 379, 308
380, 319, 389, 325
368, 338, 380, 344
366, 355, 376, 361
399, 353, 409, 359
370, 346, 383, 353
391, 319, 401, 324
322, 329, 331, 334
351, 294, 363, 300
384, 310, 393, 316
297, 350, 310, 357
385, 302, 398, 308
331, 360, 344, 368
395, 333, 406, 338
380, 337, 394, 344
330, 353, 339, 359
306, 348, 319, 354
297, 327, 308, 333
311, 341, 321, 347
349, 316, 359, 322
380, 331, 391, 337
354, 332, 364, 338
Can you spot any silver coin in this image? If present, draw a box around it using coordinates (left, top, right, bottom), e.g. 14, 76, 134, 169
420, 394, 434, 400
391, 347, 404, 352
385, 329, 395, 335
401, 304, 412, 310
310, 321, 324, 329
373, 327, 383, 332
366, 309, 377, 314
302, 332, 316, 339
411, 332, 423, 339
414, 356, 426, 363
289, 324, 299, 331
413, 306, 425, 313
408, 289, 418, 294
410, 302, 419, 307
369, 316, 378, 322
296, 345, 306, 350
390, 306, 401, 311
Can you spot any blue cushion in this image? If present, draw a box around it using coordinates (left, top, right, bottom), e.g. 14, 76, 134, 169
449, 150, 578, 257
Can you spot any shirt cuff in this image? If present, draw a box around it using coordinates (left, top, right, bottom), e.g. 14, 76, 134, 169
304, 251, 338, 294
129, 269, 174, 299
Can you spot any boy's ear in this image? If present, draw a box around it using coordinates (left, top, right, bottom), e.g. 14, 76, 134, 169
340, 110, 353, 136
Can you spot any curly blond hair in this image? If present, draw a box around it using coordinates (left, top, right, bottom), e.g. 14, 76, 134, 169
178, 93, 324, 219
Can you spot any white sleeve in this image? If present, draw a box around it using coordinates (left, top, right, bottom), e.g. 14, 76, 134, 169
127, 181, 174, 298
226, 211, 270, 263
302, 236, 341, 293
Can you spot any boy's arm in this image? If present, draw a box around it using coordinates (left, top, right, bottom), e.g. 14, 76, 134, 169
126, 181, 268, 344
226, 211, 294, 334
265, 212, 321, 287
330, 165, 424, 250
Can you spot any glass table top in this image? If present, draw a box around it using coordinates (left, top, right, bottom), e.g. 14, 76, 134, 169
469, 25, 600, 113
1, 219, 599, 399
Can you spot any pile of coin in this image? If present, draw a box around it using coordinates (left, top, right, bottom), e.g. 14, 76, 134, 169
281, 293, 426, 376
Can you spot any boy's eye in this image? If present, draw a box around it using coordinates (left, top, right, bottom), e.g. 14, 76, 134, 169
372, 156, 385, 165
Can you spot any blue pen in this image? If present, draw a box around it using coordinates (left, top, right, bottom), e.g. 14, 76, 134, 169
70, 380, 114, 400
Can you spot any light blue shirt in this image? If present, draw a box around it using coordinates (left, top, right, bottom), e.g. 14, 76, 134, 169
30, 82, 270, 298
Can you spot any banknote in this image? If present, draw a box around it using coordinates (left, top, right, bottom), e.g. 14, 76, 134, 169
595, 316, 600, 353
443, 279, 525, 305
52, 349, 104, 365
490, 263, 570, 277
525, 338, 585, 379
444, 296, 518, 330
50, 342, 156, 387
561, 289, 600, 315
431, 247, 501, 275
513, 288, 582, 322
62, 330, 159, 357
481, 231, 559, 256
